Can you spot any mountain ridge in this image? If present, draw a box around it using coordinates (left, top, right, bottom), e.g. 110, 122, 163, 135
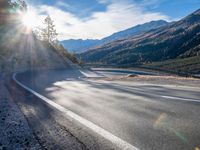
80, 8, 200, 73
61, 20, 168, 53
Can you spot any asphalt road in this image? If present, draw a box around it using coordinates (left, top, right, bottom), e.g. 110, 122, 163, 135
15, 69, 200, 150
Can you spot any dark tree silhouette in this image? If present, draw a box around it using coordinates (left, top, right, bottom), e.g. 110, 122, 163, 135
0, 0, 12, 25
0, 0, 27, 25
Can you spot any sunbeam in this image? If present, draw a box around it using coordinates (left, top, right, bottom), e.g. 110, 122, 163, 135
22, 11, 37, 29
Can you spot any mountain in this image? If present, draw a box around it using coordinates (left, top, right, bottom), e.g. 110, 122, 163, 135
61, 20, 168, 53
100, 20, 168, 44
61, 39, 99, 53
80, 9, 200, 73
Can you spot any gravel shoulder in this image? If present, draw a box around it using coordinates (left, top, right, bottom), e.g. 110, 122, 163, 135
5, 74, 88, 150
0, 74, 41, 150
92, 75, 200, 88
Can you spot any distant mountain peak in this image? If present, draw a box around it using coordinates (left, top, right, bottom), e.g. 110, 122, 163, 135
194, 8, 200, 14
136, 20, 168, 26
80, 8, 200, 67
178, 8, 200, 25
62, 20, 169, 53
104, 20, 168, 40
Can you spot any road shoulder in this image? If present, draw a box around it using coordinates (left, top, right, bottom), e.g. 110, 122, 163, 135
0, 75, 41, 150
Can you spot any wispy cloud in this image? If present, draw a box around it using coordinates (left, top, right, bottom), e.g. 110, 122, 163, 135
138, 0, 167, 9
29, 0, 169, 40
56, 1, 71, 9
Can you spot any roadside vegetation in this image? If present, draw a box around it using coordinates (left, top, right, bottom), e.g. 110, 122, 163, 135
141, 56, 200, 76
0, 0, 79, 72
34, 15, 79, 64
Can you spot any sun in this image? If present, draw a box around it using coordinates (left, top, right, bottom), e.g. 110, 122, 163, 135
22, 11, 37, 29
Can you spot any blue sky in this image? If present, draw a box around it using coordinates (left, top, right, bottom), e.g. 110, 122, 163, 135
26, 0, 200, 40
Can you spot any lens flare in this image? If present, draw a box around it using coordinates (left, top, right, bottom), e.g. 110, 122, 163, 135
22, 11, 37, 29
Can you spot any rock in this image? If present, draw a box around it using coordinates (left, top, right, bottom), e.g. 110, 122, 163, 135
126, 74, 137, 77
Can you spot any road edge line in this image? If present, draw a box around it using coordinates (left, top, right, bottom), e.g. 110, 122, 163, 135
13, 73, 139, 150
162, 96, 200, 103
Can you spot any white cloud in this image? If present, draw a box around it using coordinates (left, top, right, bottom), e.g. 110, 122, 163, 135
28, 0, 169, 40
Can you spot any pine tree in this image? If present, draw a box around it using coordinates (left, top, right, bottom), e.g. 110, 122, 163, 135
16, 0, 27, 12
42, 15, 58, 43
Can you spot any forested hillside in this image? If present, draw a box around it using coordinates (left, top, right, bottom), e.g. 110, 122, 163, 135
80, 9, 200, 74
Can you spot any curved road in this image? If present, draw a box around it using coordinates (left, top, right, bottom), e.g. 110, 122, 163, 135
15, 69, 200, 150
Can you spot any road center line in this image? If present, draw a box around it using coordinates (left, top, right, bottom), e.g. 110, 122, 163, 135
13, 73, 139, 150
162, 96, 200, 103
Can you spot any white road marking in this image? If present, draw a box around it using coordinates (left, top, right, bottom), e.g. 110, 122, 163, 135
80, 70, 105, 78
13, 73, 139, 150
162, 96, 200, 103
